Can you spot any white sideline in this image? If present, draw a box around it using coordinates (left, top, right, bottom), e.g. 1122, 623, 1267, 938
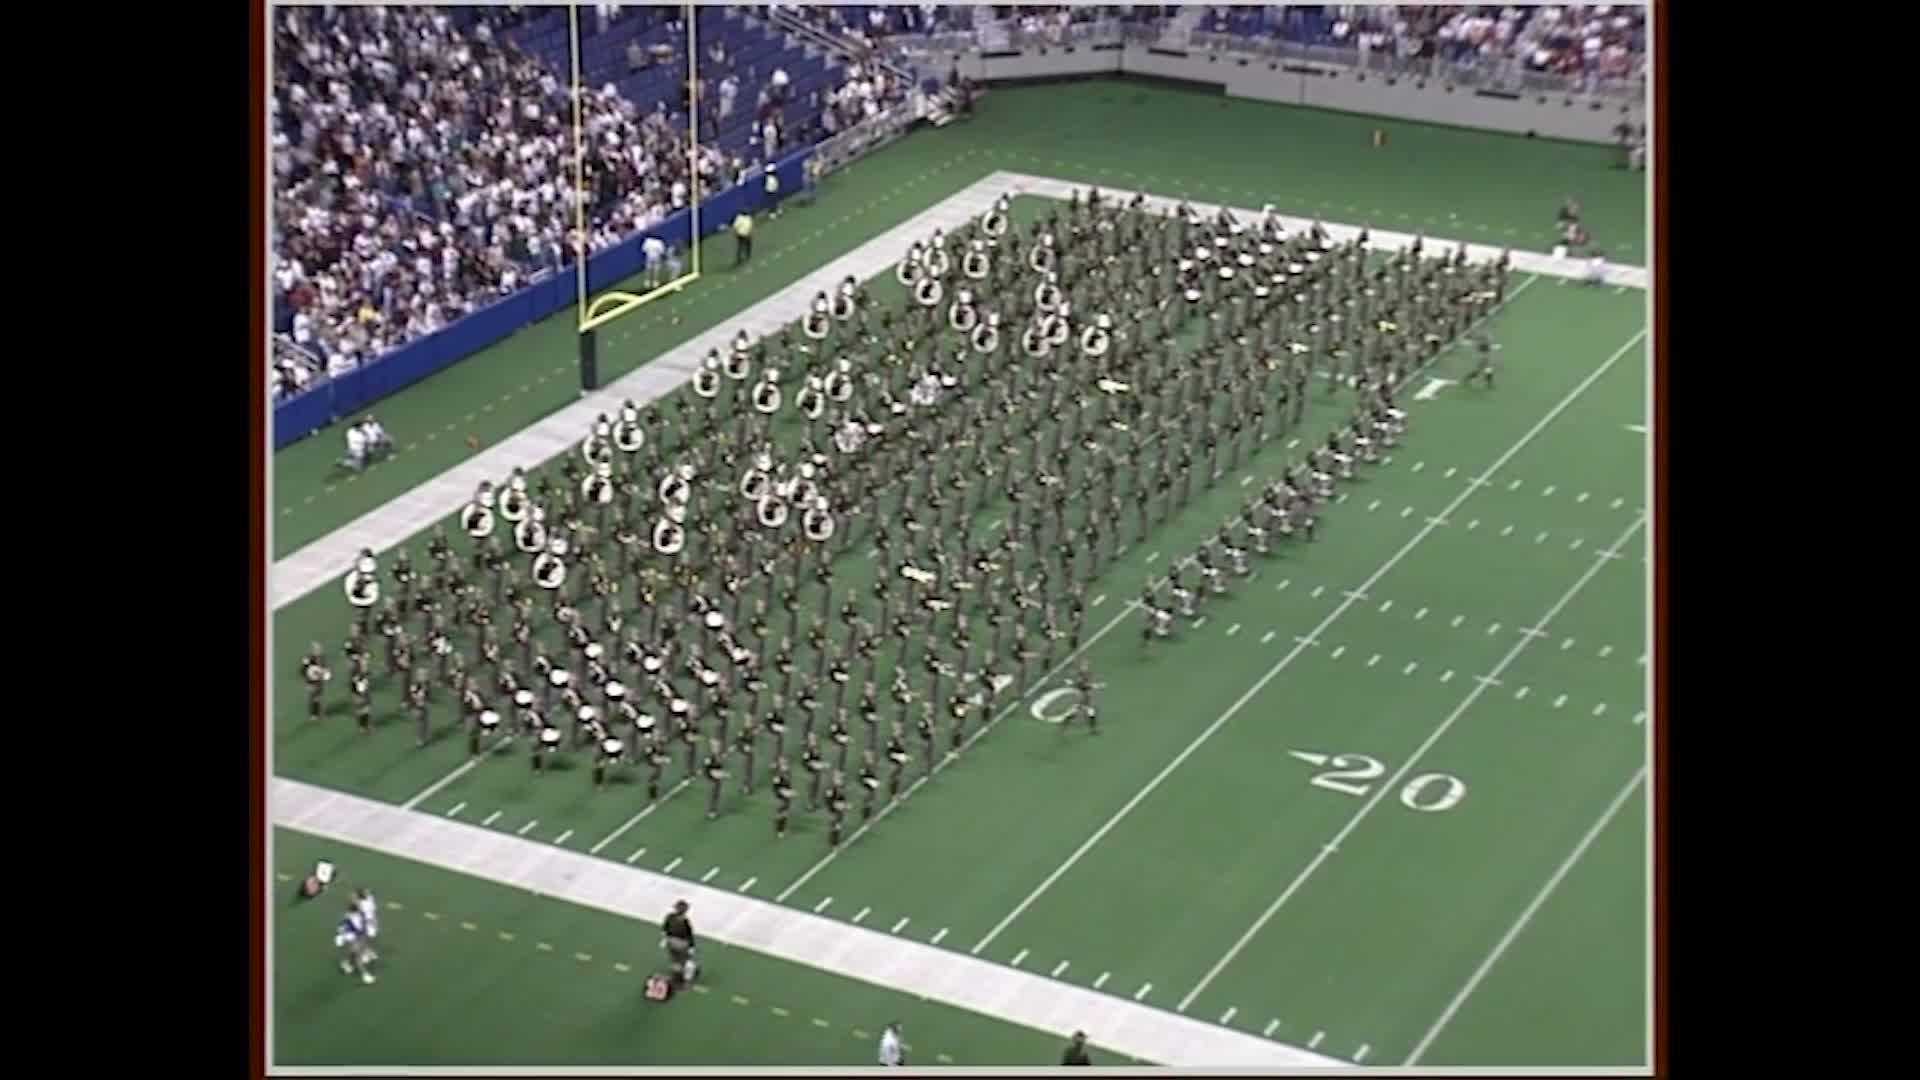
272, 777, 1347, 1069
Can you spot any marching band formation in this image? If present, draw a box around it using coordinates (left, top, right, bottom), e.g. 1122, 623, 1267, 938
305, 187, 1511, 850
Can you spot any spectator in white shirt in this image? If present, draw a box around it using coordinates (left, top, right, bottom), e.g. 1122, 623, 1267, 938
343, 422, 369, 472
877, 1022, 904, 1067
643, 234, 668, 287
770, 66, 790, 104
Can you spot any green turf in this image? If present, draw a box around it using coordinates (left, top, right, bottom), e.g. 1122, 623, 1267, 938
273, 828, 1128, 1067
276, 78, 1646, 553
274, 81, 1651, 1067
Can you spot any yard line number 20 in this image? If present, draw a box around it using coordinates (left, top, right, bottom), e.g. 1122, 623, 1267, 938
1290, 751, 1468, 813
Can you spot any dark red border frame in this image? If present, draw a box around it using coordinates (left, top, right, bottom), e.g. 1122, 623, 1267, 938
247, 1, 1671, 1074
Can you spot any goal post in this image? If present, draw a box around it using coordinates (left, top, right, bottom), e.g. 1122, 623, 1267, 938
571, 2, 702, 390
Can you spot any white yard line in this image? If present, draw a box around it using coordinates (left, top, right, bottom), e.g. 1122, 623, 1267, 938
968, 331, 1647, 958
1404, 767, 1648, 1065
1176, 516, 1644, 1011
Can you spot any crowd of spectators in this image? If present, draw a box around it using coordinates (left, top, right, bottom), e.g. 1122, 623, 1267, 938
270, 4, 753, 401
1201, 5, 1646, 82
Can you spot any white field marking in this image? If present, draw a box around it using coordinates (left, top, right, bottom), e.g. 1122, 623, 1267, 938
1227, 624, 1241, 636
575, 952, 594, 963
1638, 653, 1648, 666
740, 877, 758, 893
1599, 644, 1614, 658
1194, 618, 1208, 630
1407, 767, 1649, 1064
1500, 525, 1514, 537
1451, 614, 1465, 628
1242, 475, 1255, 487
1535, 531, 1549, 544
1336, 492, 1350, 504
1277, 579, 1290, 590
1561, 637, 1576, 651
460, 921, 477, 931
1010, 947, 1029, 967
1288, 438, 1301, 449
852, 906, 870, 924
1221, 1007, 1239, 1025
1577, 491, 1591, 503
1400, 506, 1413, 518
424, 912, 441, 921
1593, 703, 1608, 717
1440, 669, 1455, 683
1633, 711, 1647, 725
1412, 461, 1425, 472
1134, 982, 1154, 1001
1508, 478, 1523, 491
1516, 686, 1531, 700
1308, 1032, 1325, 1050
516, 819, 539, 836
446, 802, 466, 818
813, 896, 833, 913
1366, 654, 1381, 667
1403, 661, 1419, 676
971, 338, 1647, 960
590, 777, 694, 852
1329, 645, 1347, 660
701, 866, 721, 884
1264, 1019, 1280, 1037
614, 962, 631, 973
1625, 423, 1648, 434
399, 736, 513, 809
888, 916, 910, 933
1367, 499, 1381, 511
1444, 466, 1458, 479
1488, 622, 1502, 635
1426, 516, 1450, 527
930, 927, 949, 945
1092, 593, 1106, 607
1415, 607, 1428, 620
1311, 585, 1326, 598
1466, 519, 1479, 530
1570, 537, 1584, 551
1053, 959, 1071, 977
625, 847, 647, 864
1261, 631, 1276, 644
554, 829, 574, 846
1345, 590, 1368, 602
662, 856, 684, 874
1147, 551, 1161, 563
1355, 1044, 1372, 1063
1178, 516, 1646, 1011
1094, 971, 1110, 989
1543, 484, 1557, 497
1379, 599, 1394, 613
1553, 694, 1568, 709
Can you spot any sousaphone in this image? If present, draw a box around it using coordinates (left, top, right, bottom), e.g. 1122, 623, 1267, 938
613, 400, 645, 453
514, 506, 550, 555
949, 289, 978, 333
462, 482, 497, 540
532, 536, 569, 591
803, 293, 832, 339
499, 468, 530, 522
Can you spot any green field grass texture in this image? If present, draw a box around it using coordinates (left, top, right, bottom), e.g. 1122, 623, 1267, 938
277, 271, 1647, 1063
274, 77, 1645, 555
273, 828, 1127, 1067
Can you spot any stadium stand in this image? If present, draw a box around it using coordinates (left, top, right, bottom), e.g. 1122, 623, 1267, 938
271, 4, 865, 407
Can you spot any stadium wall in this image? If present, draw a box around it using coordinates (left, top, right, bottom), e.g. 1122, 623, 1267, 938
274, 151, 811, 450
940, 45, 1634, 144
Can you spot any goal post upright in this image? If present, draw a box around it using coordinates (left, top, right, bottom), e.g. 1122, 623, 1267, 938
573, 3, 703, 386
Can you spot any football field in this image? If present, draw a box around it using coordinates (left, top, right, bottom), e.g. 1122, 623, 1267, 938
270, 81, 1651, 1069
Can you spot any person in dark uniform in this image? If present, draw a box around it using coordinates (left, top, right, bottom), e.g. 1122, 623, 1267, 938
771, 756, 795, 837
734, 721, 758, 795
644, 732, 670, 801
1061, 1031, 1093, 1066
885, 721, 910, 800
702, 738, 728, 819
1468, 333, 1496, 389
857, 749, 881, 821
303, 643, 331, 721
801, 731, 826, 810
662, 900, 697, 985
824, 769, 850, 848
470, 707, 500, 758
1072, 663, 1098, 734
533, 720, 563, 772
407, 674, 431, 747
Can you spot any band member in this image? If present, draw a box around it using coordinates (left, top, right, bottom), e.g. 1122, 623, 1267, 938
915, 701, 937, 775
1072, 663, 1099, 734
645, 732, 670, 801
772, 756, 796, 836
532, 719, 563, 773
824, 769, 850, 848
801, 731, 826, 809
703, 737, 729, 820
593, 728, 625, 789
734, 721, 759, 795
858, 749, 881, 820
303, 643, 331, 721
407, 675, 431, 747
470, 707, 500, 758
1468, 334, 1496, 389
827, 706, 852, 772
352, 665, 374, 733
885, 721, 910, 799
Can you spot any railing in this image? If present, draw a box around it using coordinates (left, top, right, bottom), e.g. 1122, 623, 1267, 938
767, 7, 916, 90
811, 97, 917, 177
